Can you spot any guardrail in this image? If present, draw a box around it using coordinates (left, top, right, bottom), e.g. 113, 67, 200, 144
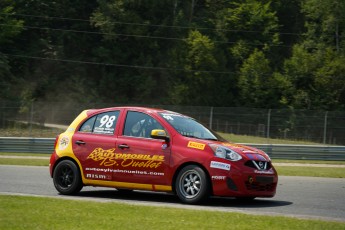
0, 137, 344, 161
246, 144, 345, 161
0, 137, 55, 154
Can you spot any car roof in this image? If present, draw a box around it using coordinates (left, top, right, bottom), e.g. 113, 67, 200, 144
85, 106, 174, 116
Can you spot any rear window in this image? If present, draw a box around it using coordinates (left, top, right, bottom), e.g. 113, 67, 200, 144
79, 111, 119, 135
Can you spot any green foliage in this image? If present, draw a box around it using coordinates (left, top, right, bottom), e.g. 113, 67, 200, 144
0, 3, 23, 44
0, 0, 344, 110
0, 1, 24, 100
302, 0, 345, 51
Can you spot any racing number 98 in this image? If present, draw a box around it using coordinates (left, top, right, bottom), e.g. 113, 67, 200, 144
99, 115, 116, 128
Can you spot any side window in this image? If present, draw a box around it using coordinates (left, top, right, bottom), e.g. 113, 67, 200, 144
79, 116, 96, 133
79, 111, 119, 135
124, 111, 164, 138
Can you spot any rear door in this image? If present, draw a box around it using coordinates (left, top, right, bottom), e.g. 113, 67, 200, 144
114, 110, 171, 186
72, 110, 120, 181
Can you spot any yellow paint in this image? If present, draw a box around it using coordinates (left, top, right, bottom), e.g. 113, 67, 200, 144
83, 179, 172, 192
55, 110, 89, 178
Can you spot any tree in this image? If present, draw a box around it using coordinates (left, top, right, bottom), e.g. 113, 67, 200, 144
214, 0, 280, 66
172, 30, 220, 105
238, 49, 291, 108
302, 0, 345, 52
0, 1, 24, 100
280, 0, 345, 110
91, 0, 183, 103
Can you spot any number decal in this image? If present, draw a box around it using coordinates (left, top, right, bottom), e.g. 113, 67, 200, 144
106, 116, 116, 128
99, 115, 116, 128
99, 115, 109, 127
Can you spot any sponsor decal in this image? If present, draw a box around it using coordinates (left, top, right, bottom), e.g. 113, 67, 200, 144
210, 161, 231, 171
254, 169, 274, 174
211, 176, 226, 180
86, 167, 165, 176
87, 148, 164, 168
85, 173, 111, 180
187, 141, 206, 150
59, 136, 70, 150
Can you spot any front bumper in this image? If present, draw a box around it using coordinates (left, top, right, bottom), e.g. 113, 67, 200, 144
211, 163, 278, 198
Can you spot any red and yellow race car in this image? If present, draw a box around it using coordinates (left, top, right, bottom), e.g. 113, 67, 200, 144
49, 106, 278, 204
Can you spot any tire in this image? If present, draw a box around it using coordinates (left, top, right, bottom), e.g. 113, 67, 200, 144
53, 160, 83, 195
175, 165, 210, 204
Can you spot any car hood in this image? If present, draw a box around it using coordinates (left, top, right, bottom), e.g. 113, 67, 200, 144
220, 142, 270, 161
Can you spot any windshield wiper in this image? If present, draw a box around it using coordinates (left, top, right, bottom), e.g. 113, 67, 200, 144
182, 134, 217, 141
182, 134, 198, 138
203, 138, 218, 141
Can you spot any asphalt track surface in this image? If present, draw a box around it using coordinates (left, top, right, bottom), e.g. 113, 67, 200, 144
1, 165, 344, 222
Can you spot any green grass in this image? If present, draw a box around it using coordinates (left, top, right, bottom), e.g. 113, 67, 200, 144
0, 152, 50, 157
0, 195, 344, 230
219, 132, 322, 145
273, 159, 345, 165
0, 127, 63, 138
275, 166, 345, 178
0, 158, 49, 166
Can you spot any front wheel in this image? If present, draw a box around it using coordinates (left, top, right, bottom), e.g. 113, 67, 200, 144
53, 160, 83, 195
175, 165, 210, 204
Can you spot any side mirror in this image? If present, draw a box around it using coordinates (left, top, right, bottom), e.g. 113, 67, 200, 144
151, 129, 169, 141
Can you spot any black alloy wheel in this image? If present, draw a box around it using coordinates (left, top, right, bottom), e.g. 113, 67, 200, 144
53, 160, 83, 195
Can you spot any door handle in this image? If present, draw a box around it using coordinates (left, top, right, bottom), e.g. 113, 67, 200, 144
75, 140, 86, 145
118, 144, 129, 149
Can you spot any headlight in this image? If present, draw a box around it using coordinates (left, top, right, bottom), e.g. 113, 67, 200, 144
209, 144, 242, 161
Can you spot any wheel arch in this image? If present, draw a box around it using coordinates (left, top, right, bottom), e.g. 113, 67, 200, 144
52, 156, 83, 183
171, 161, 213, 196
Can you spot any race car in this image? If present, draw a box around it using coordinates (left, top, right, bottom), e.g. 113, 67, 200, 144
49, 106, 278, 204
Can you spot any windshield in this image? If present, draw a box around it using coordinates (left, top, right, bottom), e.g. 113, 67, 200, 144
159, 112, 219, 141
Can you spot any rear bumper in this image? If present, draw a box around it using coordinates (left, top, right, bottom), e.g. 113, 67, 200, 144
49, 152, 59, 177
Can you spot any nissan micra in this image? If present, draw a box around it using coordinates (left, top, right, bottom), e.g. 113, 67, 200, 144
50, 106, 278, 204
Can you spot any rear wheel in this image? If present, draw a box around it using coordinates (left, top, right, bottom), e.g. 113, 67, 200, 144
53, 160, 83, 195
175, 165, 210, 204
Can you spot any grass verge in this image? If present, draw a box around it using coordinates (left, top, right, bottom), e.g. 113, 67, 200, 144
0, 158, 49, 166
0, 195, 344, 230
273, 159, 345, 165
219, 133, 320, 145
0, 152, 51, 157
275, 166, 345, 178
